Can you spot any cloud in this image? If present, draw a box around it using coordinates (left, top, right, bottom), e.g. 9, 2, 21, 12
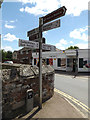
19, 0, 60, 15
19, 0, 89, 16
3, 33, 19, 42
10, 20, 15, 23
18, 0, 36, 4
55, 39, 67, 50
59, 39, 67, 45
5, 23, 15, 29
20, 7, 24, 12
60, 0, 89, 16
70, 41, 73, 44
2, 46, 13, 51
70, 26, 88, 41
74, 43, 88, 49
4, 20, 17, 29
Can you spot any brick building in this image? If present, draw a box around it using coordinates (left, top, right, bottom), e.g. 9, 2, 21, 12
13, 47, 32, 64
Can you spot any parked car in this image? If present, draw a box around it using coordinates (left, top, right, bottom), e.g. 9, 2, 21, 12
4, 61, 13, 64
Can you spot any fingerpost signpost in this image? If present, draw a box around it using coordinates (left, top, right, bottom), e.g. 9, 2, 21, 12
38, 6, 66, 109
19, 6, 67, 109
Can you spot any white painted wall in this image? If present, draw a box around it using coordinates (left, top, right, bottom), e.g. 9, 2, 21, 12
32, 49, 90, 72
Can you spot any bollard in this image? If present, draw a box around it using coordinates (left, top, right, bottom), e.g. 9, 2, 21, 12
26, 89, 33, 113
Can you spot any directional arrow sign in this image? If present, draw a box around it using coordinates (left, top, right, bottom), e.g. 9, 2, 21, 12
29, 33, 39, 41
27, 28, 39, 37
27, 19, 60, 37
43, 19, 60, 32
19, 39, 56, 51
42, 43, 56, 51
42, 6, 67, 24
19, 39, 39, 49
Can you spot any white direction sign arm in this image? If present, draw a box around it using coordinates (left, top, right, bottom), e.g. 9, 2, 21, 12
19, 39, 56, 51
27, 19, 60, 37
19, 39, 39, 49
43, 19, 60, 32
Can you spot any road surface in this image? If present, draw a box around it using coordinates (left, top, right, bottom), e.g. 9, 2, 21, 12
55, 74, 88, 106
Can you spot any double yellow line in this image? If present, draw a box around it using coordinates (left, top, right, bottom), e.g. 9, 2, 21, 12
54, 88, 90, 113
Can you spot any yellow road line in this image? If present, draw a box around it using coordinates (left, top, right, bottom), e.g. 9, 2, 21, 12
54, 88, 90, 113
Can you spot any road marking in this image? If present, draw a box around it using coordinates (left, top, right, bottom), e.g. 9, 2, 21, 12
54, 88, 90, 113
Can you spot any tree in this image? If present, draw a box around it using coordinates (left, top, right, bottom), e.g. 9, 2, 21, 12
0, 0, 3, 8
1, 49, 12, 62
6, 51, 12, 60
66, 46, 79, 50
73, 46, 79, 49
1, 49, 7, 61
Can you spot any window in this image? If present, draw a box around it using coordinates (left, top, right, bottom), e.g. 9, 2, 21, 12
67, 58, 73, 67
49, 58, 53, 65
34, 59, 36, 65
26, 50, 29, 54
20, 51, 23, 54
83, 60, 87, 65
46, 59, 49, 65
67, 58, 70, 67
79, 58, 83, 68
57, 58, 61, 67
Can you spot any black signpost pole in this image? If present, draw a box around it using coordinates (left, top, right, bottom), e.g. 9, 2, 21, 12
39, 17, 43, 109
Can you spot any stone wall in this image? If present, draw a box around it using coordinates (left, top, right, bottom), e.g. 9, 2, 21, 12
1, 63, 54, 119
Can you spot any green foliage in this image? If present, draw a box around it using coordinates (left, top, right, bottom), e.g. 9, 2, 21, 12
66, 46, 79, 50
1, 49, 12, 61
0, 0, 3, 8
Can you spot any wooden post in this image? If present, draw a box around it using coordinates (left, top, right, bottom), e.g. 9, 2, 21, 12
39, 17, 43, 109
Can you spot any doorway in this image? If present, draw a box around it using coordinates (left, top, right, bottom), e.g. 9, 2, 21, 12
73, 58, 76, 72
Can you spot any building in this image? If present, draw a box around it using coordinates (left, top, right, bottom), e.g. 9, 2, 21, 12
13, 47, 32, 64
32, 49, 90, 72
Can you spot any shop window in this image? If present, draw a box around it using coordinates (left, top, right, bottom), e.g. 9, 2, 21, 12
79, 58, 83, 68
49, 58, 53, 65
34, 59, 36, 65
67, 58, 73, 67
46, 59, 49, 65
67, 58, 70, 67
61, 58, 66, 68
57, 58, 61, 67
83, 60, 87, 65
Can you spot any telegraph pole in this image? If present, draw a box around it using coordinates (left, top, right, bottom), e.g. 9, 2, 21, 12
39, 17, 43, 109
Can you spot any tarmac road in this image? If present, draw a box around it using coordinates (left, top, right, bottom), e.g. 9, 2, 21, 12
55, 74, 88, 106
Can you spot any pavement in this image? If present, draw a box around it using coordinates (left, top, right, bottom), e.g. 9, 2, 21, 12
55, 70, 90, 78
19, 92, 85, 119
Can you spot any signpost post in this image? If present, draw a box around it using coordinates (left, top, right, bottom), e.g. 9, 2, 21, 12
38, 6, 66, 109
39, 17, 43, 109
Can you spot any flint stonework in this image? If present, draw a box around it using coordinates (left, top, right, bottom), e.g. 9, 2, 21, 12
1, 63, 55, 119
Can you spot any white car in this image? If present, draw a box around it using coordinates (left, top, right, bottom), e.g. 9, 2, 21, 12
4, 61, 13, 64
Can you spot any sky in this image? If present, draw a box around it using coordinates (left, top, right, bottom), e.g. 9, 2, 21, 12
0, 0, 89, 51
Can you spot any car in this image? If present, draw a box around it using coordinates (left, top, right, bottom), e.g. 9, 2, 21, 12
4, 61, 13, 64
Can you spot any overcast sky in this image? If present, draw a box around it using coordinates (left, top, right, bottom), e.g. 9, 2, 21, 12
1, 0, 89, 51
